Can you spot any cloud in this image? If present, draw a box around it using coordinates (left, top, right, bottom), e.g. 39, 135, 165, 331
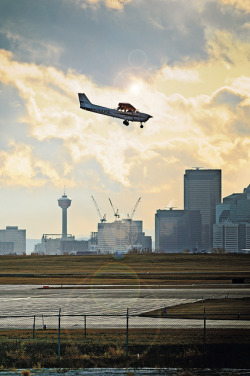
160, 66, 201, 82
3, 0, 248, 91
74, 0, 250, 13
0, 49, 143, 186
0, 29, 63, 64
0, 37, 250, 201
0, 143, 66, 187
231, 76, 250, 94
211, 86, 248, 106
207, 30, 250, 65
218, 0, 250, 13
74, 0, 131, 9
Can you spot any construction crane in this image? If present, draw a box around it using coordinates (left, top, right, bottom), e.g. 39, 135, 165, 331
91, 196, 106, 222
108, 198, 120, 219
127, 197, 141, 220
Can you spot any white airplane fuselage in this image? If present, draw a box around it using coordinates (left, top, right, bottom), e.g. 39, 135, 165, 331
78, 93, 152, 127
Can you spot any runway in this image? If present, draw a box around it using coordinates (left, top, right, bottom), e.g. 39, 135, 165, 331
0, 285, 250, 329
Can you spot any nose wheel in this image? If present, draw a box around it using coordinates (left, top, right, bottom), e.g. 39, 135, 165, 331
140, 123, 144, 128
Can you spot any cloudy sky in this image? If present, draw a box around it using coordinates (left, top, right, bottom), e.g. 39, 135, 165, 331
0, 0, 249, 247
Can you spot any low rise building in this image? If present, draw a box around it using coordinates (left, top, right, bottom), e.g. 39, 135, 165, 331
34, 234, 93, 255
35, 234, 75, 255
0, 226, 26, 255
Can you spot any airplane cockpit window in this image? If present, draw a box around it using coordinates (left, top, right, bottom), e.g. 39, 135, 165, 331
118, 103, 137, 112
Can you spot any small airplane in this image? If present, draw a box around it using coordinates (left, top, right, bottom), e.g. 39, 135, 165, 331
78, 93, 152, 128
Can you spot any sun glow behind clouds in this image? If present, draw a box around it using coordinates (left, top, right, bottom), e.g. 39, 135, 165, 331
129, 80, 144, 95
0, 40, 249, 194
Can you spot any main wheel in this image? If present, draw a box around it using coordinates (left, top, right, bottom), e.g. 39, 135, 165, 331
140, 123, 144, 128
123, 120, 129, 126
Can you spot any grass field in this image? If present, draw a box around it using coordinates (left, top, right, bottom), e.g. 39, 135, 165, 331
0, 253, 250, 285
1, 327, 250, 345
1, 328, 250, 368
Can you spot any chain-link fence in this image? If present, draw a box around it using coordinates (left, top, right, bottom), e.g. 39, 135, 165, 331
0, 311, 249, 368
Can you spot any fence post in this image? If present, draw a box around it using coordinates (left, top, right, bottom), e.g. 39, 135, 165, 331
33, 315, 36, 339
84, 315, 87, 338
126, 308, 129, 358
203, 307, 206, 354
58, 308, 61, 362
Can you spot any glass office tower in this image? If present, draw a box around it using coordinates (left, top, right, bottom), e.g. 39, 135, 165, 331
155, 209, 201, 252
213, 184, 250, 252
184, 168, 221, 250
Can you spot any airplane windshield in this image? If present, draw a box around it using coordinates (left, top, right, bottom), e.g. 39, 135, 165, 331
118, 103, 137, 112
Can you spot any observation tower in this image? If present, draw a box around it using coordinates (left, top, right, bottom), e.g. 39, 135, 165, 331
58, 193, 71, 238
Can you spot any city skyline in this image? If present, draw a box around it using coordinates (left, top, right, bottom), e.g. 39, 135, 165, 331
0, 173, 249, 254
1, 168, 249, 249
0, 0, 249, 241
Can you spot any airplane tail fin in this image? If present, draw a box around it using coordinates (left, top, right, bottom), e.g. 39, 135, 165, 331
78, 93, 91, 107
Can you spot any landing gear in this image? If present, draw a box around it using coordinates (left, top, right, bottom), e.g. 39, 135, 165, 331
123, 120, 129, 126
140, 123, 144, 128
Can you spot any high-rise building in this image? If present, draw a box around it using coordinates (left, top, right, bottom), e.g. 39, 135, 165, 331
213, 184, 250, 252
213, 223, 250, 252
184, 168, 221, 250
0, 226, 26, 255
213, 222, 239, 252
97, 219, 151, 253
155, 209, 201, 252
58, 193, 71, 238
216, 185, 250, 225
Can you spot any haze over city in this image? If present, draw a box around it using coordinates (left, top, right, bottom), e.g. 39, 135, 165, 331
0, 0, 249, 243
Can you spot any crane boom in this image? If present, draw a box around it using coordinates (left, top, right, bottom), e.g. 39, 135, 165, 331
91, 196, 106, 222
108, 198, 120, 219
127, 197, 141, 220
